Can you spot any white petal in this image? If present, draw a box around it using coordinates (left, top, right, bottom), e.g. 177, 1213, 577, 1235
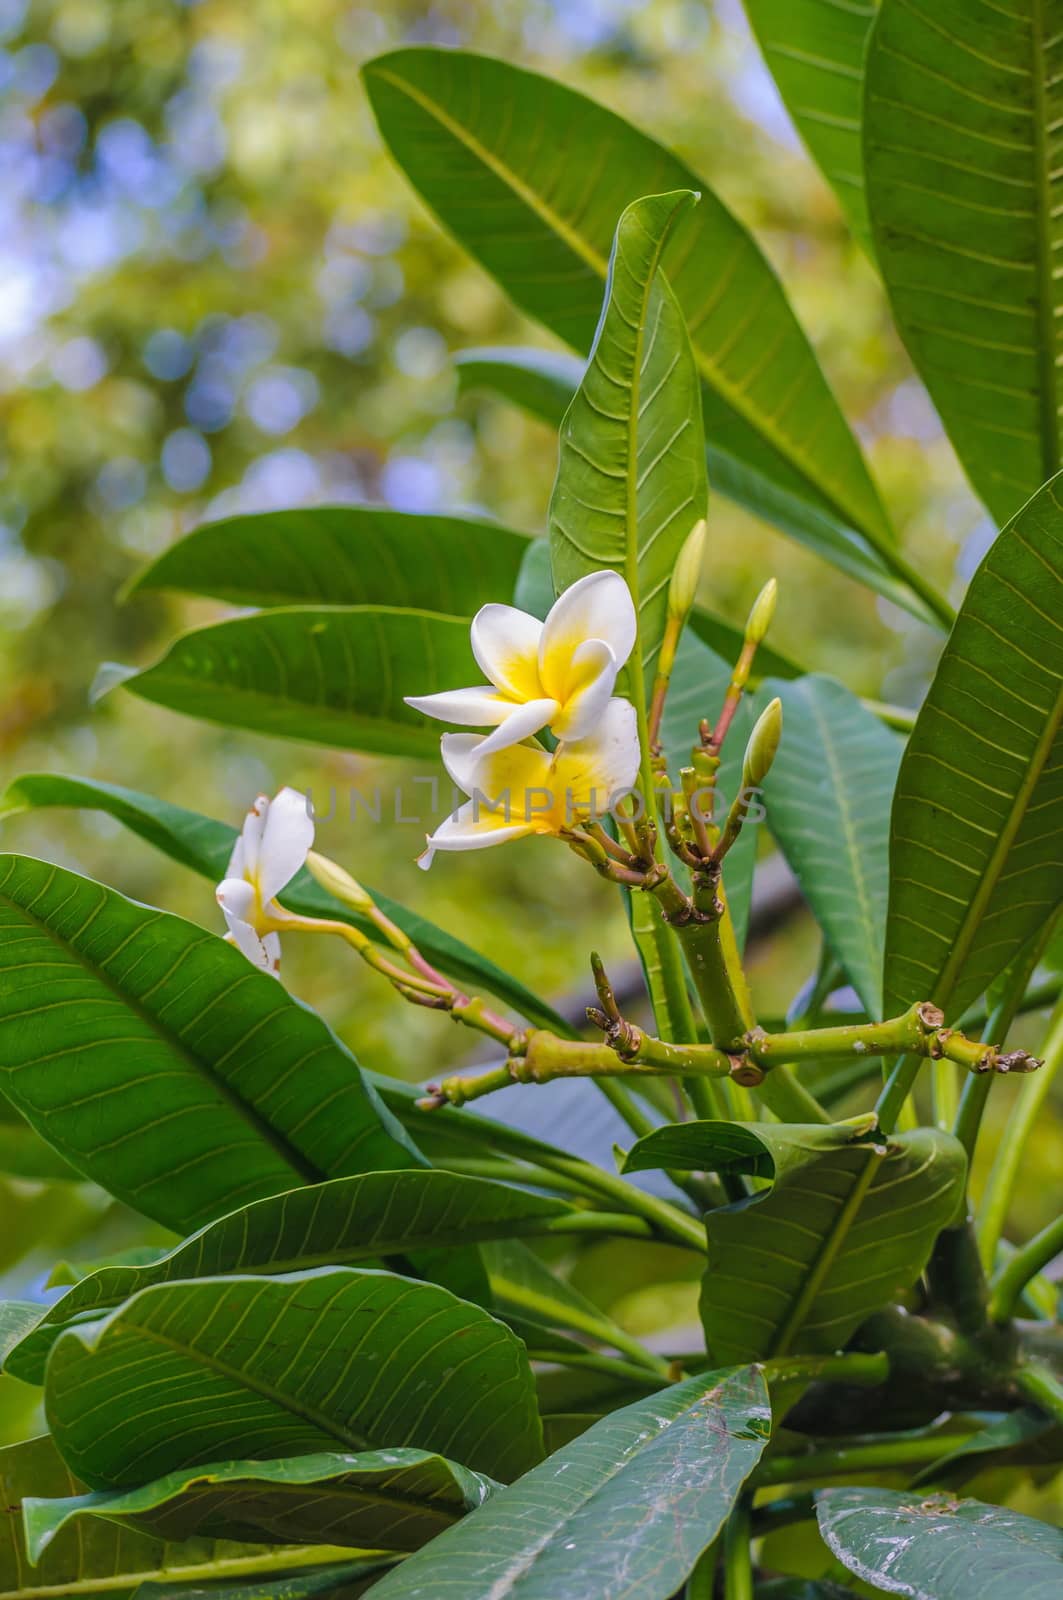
470, 603, 544, 701
225, 835, 247, 880
472, 697, 559, 757
404, 686, 515, 726
262, 932, 283, 976
550, 640, 618, 740
257, 787, 314, 905
540, 571, 637, 690
225, 911, 278, 972
439, 731, 553, 799
418, 803, 536, 867
555, 697, 642, 808
217, 877, 257, 925
230, 795, 270, 879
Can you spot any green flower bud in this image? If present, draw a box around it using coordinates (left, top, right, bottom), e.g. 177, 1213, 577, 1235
745, 577, 778, 647
306, 851, 375, 913
667, 517, 708, 622
742, 696, 783, 787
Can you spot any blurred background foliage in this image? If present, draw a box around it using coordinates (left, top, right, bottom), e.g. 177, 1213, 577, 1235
0, 0, 1057, 1463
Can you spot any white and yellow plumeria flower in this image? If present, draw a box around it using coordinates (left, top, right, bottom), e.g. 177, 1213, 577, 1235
405, 569, 637, 755
419, 697, 640, 868
216, 787, 314, 974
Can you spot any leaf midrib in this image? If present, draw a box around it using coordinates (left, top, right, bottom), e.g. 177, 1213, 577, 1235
932, 671, 1063, 1011
368, 60, 884, 548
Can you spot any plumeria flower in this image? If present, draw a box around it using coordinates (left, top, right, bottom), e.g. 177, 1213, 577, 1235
405, 569, 637, 756
216, 787, 314, 974
419, 697, 640, 868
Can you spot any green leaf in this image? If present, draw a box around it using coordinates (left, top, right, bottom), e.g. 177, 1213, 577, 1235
548, 189, 708, 1033
0, 773, 571, 1036
0, 1304, 46, 1369
699, 1127, 966, 1363
98, 606, 476, 758
864, 0, 1063, 524
45, 1268, 543, 1490
549, 188, 707, 686
24, 1449, 497, 1558
0, 855, 417, 1234
759, 675, 902, 1016
620, 1116, 879, 1180
125, 507, 530, 614
909, 1407, 1055, 1487
133, 1562, 393, 1600
816, 1486, 1063, 1598
744, 0, 874, 248
362, 1366, 770, 1600
456, 347, 583, 431
481, 1240, 648, 1368
5, 1173, 573, 1384
0, 1434, 374, 1600
884, 474, 1063, 1019
458, 346, 918, 618
363, 49, 922, 614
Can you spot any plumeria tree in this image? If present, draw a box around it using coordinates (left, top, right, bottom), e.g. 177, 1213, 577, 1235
1, 10, 1063, 1599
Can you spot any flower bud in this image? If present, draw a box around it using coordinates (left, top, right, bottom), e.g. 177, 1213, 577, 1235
745, 578, 777, 647
667, 518, 708, 623
306, 851, 375, 913
742, 697, 782, 788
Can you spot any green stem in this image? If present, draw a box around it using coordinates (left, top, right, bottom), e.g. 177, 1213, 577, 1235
524, 1348, 670, 1388
666, 878, 753, 1050
753, 1431, 979, 1487
978, 996, 1063, 1271
931, 1058, 958, 1130
876, 1052, 922, 1136
751, 1003, 936, 1065
883, 546, 956, 632
761, 1351, 889, 1390
722, 1497, 753, 1600
1014, 1362, 1063, 1429
594, 1075, 723, 1209
990, 1214, 1063, 1323
686, 1540, 719, 1600
955, 913, 1062, 1164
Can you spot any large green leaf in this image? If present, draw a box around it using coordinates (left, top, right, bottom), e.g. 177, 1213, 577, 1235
98, 606, 476, 758
548, 189, 709, 1032
621, 1116, 878, 1180
759, 674, 902, 1016
0, 1435, 373, 1600
363, 49, 925, 616
817, 1486, 1063, 1597
363, 1366, 770, 1599
5, 1173, 576, 1384
0, 855, 416, 1233
0, 773, 571, 1035
24, 1449, 497, 1558
700, 1127, 966, 1363
457, 344, 915, 615
864, 0, 1063, 524
744, 0, 874, 247
549, 188, 708, 687
45, 1268, 543, 1491
884, 475, 1063, 1019
126, 507, 529, 613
